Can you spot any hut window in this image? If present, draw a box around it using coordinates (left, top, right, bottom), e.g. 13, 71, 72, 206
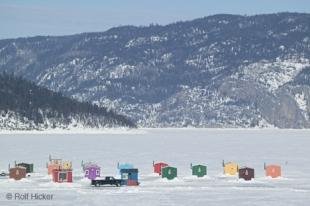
96, 170, 100, 176
85, 170, 89, 175
122, 173, 128, 179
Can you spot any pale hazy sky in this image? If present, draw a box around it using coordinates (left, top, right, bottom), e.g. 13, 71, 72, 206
1, 0, 310, 39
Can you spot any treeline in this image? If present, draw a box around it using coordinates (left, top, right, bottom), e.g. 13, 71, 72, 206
0, 72, 136, 129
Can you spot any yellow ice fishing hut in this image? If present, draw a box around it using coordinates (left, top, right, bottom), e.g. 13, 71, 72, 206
222, 160, 239, 175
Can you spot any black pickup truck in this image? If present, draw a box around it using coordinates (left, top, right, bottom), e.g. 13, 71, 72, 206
91, 176, 123, 187
0, 171, 7, 177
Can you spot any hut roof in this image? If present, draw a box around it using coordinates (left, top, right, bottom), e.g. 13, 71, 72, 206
162, 166, 176, 170
10, 166, 26, 170
266, 164, 281, 168
154, 162, 168, 166
118, 163, 134, 169
192, 164, 206, 167
225, 162, 237, 165
239, 166, 254, 170
17, 162, 32, 165
120, 168, 138, 173
84, 163, 100, 169
51, 160, 62, 162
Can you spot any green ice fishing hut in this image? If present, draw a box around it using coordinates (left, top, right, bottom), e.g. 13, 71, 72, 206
191, 164, 207, 177
161, 166, 177, 180
16, 162, 34, 173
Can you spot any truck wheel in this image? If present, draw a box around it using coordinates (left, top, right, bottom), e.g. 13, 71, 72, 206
96, 183, 100, 187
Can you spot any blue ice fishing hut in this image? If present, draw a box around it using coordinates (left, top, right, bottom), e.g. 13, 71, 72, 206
120, 168, 139, 186
117, 163, 134, 174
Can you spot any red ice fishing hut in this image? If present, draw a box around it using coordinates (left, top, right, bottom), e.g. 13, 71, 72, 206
52, 168, 73, 183
264, 163, 281, 178
153, 161, 169, 175
9, 165, 26, 180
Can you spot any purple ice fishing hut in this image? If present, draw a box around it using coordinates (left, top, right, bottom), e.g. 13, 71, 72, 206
82, 161, 101, 180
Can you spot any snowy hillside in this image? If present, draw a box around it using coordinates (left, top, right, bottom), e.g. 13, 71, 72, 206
0, 73, 135, 130
0, 13, 310, 128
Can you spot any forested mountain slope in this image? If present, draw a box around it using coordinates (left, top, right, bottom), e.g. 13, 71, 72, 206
0, 13, 309, 128
0, 73, 135, 130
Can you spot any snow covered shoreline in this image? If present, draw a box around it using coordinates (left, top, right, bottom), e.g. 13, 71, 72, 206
1, 127, 310, 135
0, 128, 145, 135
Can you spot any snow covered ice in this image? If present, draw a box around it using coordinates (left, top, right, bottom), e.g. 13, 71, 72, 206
0, 129, 310, 205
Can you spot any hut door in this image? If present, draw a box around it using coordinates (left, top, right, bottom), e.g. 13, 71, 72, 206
16, 170, 19, 176
245, 170, 248, 176
59, 172, 67, 182
168, 169, 171, 175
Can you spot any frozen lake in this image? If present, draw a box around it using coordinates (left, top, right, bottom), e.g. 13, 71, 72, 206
0, 129, 310, 206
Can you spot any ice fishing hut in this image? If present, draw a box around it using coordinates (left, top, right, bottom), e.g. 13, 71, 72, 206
52, 168, 73, 183
16, 162, 34, 173
162, 166, 177, 180
222, 160, 239, 176
153, 161, 169, 175
264, 163, 281, 178
117, 163, 134, 174
238, 167, 254, 181
191, 164, 207, 177
120, 168, 139, 186
9, 165, 26, 180
47, 155, 62, 175
82, 161, 101, 180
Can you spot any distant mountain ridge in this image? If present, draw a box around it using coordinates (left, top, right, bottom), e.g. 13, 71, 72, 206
0, 12, 309, 128
0, 73, 135, 130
